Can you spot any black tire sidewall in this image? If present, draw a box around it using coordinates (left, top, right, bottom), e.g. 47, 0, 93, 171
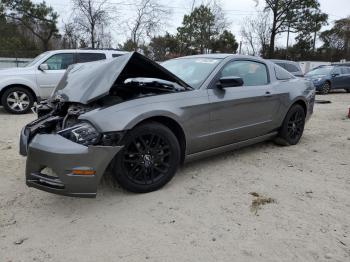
1, 87, 34, 114
113, 122, 181, 193
278, 104, 306, 146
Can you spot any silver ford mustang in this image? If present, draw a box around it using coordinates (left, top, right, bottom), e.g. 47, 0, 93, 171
19, 52, 315, 197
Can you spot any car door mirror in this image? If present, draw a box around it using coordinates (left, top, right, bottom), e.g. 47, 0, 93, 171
39, 63, 49, 71
217, 76, 244, 89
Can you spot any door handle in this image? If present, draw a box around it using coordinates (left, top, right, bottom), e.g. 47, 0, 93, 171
265, 91, 272, 97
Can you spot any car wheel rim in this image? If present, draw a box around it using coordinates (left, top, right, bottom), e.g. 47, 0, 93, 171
123, 133, 171, 185
287, 110, 304, 140
6, 91, 30, 112
323, 83, 330, 93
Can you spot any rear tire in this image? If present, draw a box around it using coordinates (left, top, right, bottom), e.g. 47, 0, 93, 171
112, 122, 181, 193
1, 87, 34, 114
275, 104, 306, 146
319, 81, 331, 95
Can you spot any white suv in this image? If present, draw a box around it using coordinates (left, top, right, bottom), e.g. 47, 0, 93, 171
0, 49, 127, 114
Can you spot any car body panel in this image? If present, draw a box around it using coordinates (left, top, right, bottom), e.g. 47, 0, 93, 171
20, 53, 315, 197
0, 67, 41, 98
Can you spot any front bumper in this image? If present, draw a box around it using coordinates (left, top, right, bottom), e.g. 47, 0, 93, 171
314, 83, 324, 91
20, 131, 121, 198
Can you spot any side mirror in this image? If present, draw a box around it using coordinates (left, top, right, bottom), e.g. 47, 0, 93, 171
217, 76, 244, 89
331, 73, 340, 78
39, 63, 49, 71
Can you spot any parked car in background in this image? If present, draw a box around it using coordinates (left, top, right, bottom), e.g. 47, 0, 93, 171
332, 62, 350, 67
299, 61, 331, 74
0, 49, 127, 114
20, 52, 315, 197
305, 65, 350, 94
270, 59, 304, 77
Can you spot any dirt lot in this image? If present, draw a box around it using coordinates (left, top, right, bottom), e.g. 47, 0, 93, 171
0, 93, 349, 262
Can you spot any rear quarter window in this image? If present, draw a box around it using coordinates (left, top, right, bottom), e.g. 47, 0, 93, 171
274, 65, 293, 80
341, 67, 350, 74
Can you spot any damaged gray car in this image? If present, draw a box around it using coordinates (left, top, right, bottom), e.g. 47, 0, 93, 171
19, 52, 315, 197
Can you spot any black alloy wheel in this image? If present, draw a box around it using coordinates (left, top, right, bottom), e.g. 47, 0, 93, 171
275, 104, 306, 146
286, 110, 304, 142
113, 122, 180, 193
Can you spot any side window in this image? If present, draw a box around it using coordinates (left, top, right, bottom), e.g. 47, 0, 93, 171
220, 60, 269, 86
44, 53, 74, 70
77, 53, 106, 63
341, 67, 350, 74
274, 65, 293, 80
333, 67, 341, 75
112, 54, 122, 58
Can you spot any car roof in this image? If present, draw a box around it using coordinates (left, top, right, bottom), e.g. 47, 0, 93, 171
47, 49, 128, 55
175, 53, 268, 62
269, 59, 299, 64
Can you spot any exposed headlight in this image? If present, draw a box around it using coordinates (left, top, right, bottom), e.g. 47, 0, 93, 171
58, 122, 100, 146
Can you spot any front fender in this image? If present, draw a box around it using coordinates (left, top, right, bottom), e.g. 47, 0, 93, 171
0, 76, 39, 97
80, 103, 185, 133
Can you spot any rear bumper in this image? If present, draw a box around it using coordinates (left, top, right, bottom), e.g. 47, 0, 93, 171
22, 133, 121, 198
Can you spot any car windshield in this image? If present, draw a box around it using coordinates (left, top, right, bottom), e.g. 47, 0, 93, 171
25, 52, 50, 67
162, 58, 222, 89
306, 66, 333, 76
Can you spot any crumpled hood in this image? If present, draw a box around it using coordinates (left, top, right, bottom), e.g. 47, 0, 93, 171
53, 52, 191, 104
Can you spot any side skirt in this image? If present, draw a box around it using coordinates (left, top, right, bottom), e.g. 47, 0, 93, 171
184, 132, 278, 163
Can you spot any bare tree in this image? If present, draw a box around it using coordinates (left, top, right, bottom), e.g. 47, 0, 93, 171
211, 0, 229, 35
241, 12, 271, 57
126, 0, 171, 50
61, 22, 81, 49
72, 0, 116, 48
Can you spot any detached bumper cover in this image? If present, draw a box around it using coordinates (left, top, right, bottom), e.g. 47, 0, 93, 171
23, 133, 121, 198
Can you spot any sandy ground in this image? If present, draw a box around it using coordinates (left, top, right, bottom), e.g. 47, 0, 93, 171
0, 93, 349, 262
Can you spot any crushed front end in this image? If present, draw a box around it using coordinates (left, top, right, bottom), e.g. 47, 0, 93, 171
20, 101, 122, 198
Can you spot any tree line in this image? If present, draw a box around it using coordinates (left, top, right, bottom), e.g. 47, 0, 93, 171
0, 0, 349, 62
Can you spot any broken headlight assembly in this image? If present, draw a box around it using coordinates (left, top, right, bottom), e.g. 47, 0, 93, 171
58, 122, 100, 146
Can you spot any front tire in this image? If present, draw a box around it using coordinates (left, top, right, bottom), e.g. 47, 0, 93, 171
275, 104, 306, 146
112, 122, 181, 193
1, 87, 34, 114
345, 89, 350, 93
319, 81, 331, 95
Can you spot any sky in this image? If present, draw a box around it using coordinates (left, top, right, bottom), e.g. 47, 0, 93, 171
32, 0, 350, 49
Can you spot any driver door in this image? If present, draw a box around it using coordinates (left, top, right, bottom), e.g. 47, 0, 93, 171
36, 53, 75, 98
207, 60, 281, 148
